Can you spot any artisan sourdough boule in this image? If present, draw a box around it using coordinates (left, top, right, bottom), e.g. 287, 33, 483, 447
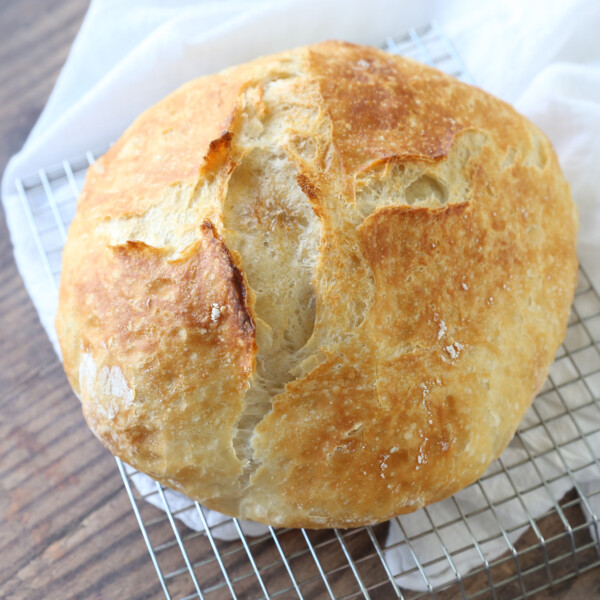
56, 41, 578, 528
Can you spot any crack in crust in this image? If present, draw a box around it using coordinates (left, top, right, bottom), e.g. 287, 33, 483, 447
220, 76, 325, 489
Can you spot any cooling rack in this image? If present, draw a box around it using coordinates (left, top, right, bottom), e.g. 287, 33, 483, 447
14, 21, 600, 600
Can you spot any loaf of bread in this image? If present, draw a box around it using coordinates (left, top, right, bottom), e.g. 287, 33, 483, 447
56, 41, 578, 528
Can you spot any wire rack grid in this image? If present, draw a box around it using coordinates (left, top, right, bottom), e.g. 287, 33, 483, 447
14, 21, 600, 600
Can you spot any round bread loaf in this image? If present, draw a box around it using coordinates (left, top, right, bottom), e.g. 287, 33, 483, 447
56, 41, 578, 528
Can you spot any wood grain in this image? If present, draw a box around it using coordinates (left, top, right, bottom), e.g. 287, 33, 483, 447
0, 1, 599, 599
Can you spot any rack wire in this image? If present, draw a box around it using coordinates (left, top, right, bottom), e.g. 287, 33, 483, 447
14, 21, 600, 600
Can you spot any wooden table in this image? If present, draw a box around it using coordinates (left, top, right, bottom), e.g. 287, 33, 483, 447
1, 2, 599, 599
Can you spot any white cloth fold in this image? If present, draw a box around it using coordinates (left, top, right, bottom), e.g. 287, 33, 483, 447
2, 0, 599, 592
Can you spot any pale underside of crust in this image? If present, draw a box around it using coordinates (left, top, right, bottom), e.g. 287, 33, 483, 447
55, 41, 578, 528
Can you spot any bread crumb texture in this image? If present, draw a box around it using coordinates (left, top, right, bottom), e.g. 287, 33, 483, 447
56, 41, 578, 528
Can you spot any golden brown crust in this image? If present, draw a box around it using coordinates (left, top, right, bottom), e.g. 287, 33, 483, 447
56, 41, 578, 528
57, 220, 256, 503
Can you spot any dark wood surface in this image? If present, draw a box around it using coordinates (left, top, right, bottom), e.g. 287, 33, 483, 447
1, 2, 599, 599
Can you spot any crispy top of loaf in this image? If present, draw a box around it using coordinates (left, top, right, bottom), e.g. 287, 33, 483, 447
56, 41, 578, 528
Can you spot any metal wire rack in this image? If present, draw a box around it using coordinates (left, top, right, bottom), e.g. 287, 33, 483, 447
14, 21, 600, 600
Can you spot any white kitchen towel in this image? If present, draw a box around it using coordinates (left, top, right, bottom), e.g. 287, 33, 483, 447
2, 0, 599, 592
